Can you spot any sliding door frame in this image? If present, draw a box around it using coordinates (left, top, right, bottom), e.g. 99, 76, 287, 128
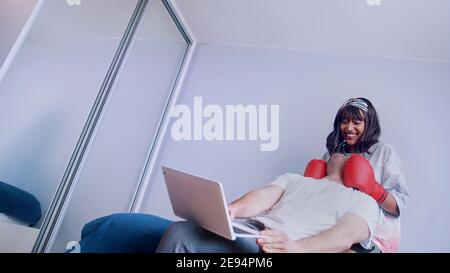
32, 0, 151, 253
33, 0, 194, 252
129, 0, 195, 213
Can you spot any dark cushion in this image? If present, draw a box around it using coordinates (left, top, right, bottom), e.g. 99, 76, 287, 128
0, 180, 42, 226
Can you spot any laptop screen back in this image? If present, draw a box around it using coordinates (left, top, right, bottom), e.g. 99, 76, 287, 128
162, 166, 236, 240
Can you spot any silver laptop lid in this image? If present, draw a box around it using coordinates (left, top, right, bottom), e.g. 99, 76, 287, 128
162, 166, 236, 240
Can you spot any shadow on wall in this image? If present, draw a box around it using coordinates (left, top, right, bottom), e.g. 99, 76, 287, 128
0, 110, 65, 227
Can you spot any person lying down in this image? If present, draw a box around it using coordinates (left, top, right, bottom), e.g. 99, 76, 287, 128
156, 153, 380, 253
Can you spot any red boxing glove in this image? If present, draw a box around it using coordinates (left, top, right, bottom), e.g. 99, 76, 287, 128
343, 154, 387, 204
304, 159, 326, 179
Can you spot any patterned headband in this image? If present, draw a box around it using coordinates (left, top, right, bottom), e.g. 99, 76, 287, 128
342, 98, 368, 113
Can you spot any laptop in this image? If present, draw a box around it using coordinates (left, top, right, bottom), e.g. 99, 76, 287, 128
162, 166, 264, 240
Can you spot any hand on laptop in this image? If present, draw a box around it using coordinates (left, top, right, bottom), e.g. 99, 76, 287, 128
257, 229, 305, 253
227, 204, 238, 220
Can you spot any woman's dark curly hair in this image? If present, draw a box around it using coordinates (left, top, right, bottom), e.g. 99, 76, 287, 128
326, 97, 381, 154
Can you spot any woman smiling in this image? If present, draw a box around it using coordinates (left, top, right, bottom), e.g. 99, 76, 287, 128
323, 98, 410, 252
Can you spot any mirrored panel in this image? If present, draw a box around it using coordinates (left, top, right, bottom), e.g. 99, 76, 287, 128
49, 0, 189, 252
0, 0, 139, 252
0, 0, 38, 67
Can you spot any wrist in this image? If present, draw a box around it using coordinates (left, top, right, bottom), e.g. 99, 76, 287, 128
295, 238, 312, 253
229, 202, 243, 216
372, 182, 387, 204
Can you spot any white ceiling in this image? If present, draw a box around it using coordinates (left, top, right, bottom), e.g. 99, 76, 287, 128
173, 0, 450, 62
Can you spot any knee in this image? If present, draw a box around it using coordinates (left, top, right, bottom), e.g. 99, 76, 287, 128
157, 221, 198, 253
165, 221, 197, 238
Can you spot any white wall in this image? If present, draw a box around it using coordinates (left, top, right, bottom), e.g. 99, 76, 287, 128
142, 43, 450, 252
0, 0, 37, 66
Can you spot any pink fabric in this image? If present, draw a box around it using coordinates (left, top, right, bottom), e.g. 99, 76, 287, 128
373, 214, 401, 253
